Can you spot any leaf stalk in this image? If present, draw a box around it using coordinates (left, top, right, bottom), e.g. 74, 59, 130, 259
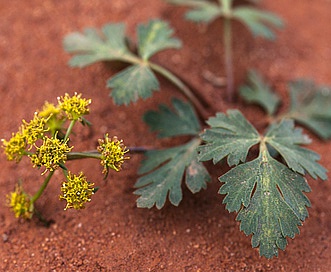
223, 17, 234, 102
148, 62, 210, 120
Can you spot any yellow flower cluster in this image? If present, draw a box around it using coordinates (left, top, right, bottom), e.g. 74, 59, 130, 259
59, 172, 94, 210
30, 135, 73, 173
2, 93, 90, 163
2, 114, 48, 162
97, 134, 129, 174
21, 113, 49, 145
57, 92, 91, 121
6, 184, 32, 219
2, 132, 27, 162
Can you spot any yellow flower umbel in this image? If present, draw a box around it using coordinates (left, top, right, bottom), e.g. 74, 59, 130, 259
57, 92, 91, 121
59, 172, 94, 210
6, 184, 32, 219
30, 135, 73, 173
2, 132, 27, 162
38, 102, 64, 136
21, 113, 49, 146
97, 134, 129, 174
38, 101, 61, 119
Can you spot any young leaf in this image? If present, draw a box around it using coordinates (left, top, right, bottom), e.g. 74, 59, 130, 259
107, 64, 159, 105
265, 119, 327, 180
185, 5, 221, 23
167, 1, 283, 38
232, 7, 284, 40
135, 138, 210, 209
219, 149, 311, 259
239, 69, 280, 115
286, 80, 331, 139
63, 23, 135, 67
198, 110, 260, 166
143, 98, 201, 138
166, 0, 221, 23
138, 19, 182, 60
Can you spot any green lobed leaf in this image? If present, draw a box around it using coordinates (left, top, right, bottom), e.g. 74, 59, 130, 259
219, 149, 311, 259
265, 119, 327, 180
107, 64, 159, 105
198, 110, 260, 166
185, 4, 221, 23
166, 0, 221, 23
135, 138, 210, 209
63, 23, 134, 67
239, 70, 280, 115
143, 98, 201, 138
138, 19, 182, 60
233, 7, 284, 40
287, 80, 331, 139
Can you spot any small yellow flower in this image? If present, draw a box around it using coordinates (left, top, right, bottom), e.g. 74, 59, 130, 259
21, 113, 49, 145
97, 134, 129, 174
6, 184, 32, 219
57, 92, 91, 121
30, 135, 73, 173
2, 132, 27, 162
59, 172, 94, 210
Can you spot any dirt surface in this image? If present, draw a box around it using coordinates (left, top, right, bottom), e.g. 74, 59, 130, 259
1, 0, 331, 271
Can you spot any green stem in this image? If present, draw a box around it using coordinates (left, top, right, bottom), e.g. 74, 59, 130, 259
149, 62, 210, 120
223, 17, 234, 102
30, 171, 54, 204
67, 151, 101, 160
67, 146, 151, 161
64, 120, 76, 141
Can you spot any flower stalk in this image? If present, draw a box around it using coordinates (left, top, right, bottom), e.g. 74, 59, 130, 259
30, 171, 55, 204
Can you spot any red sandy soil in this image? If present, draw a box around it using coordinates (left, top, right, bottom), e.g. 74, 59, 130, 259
1, 0, 330, 271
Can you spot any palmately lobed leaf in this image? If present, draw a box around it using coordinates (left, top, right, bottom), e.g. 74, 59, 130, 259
198, 110, 260, 166
287, 80, 331, 139
135, 138, 210, 209
107, 64, 159, 105
239, 69, 280, 115
219, 149, 311, 258
63, 23, 134, 67
64, 19, 182, 106
143, 98, 201, 138
137, 19, 182, 60
265, 119, 327, 180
